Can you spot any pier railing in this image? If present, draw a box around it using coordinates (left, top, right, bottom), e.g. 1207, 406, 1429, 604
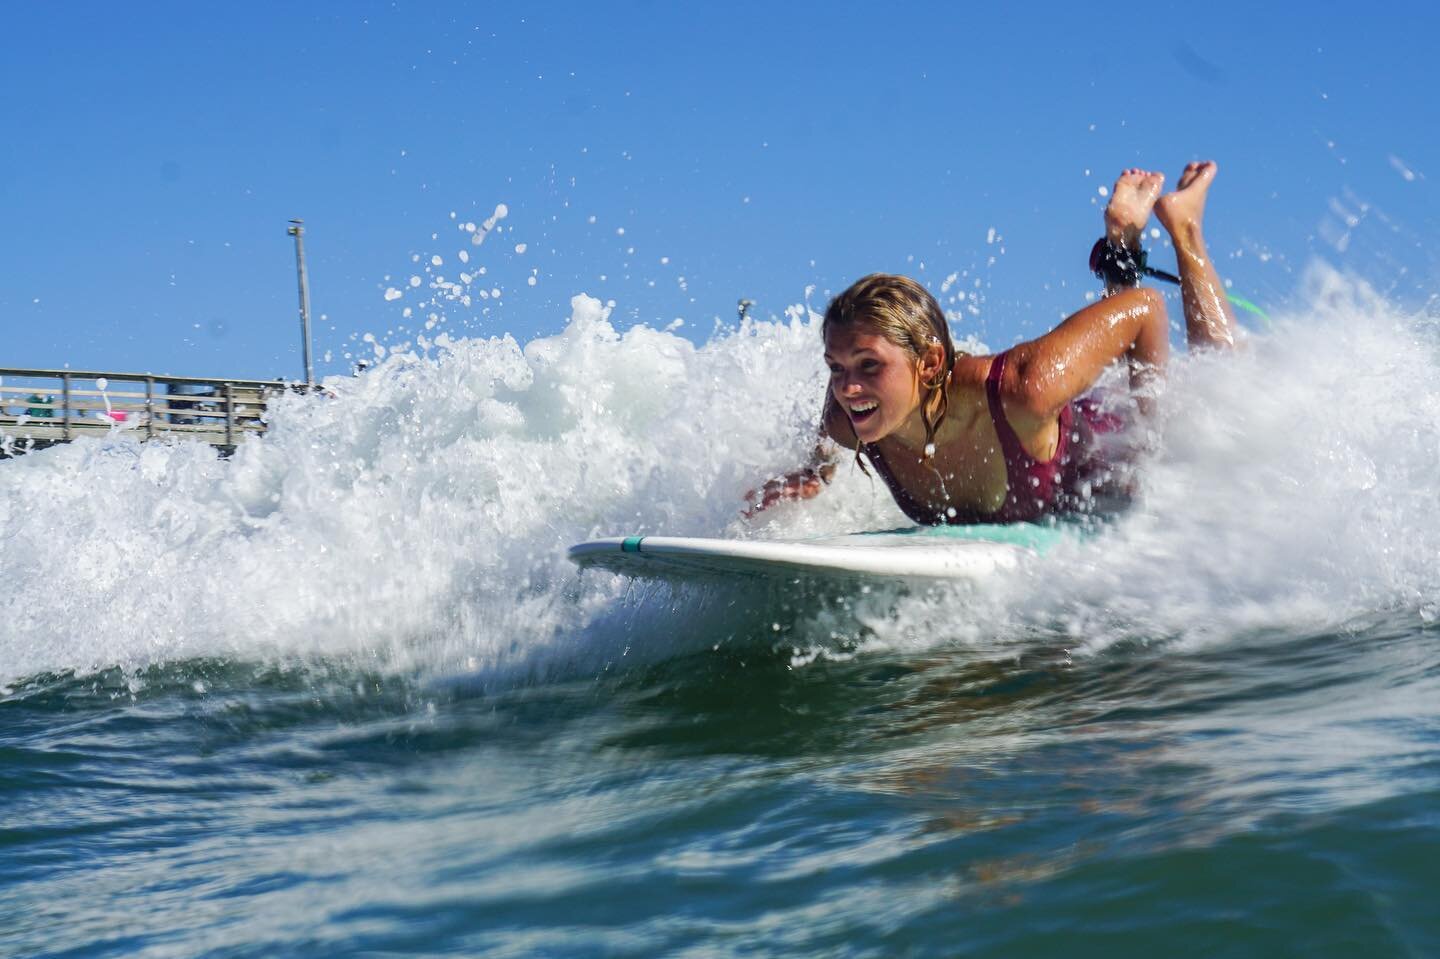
0, 367, 299, 455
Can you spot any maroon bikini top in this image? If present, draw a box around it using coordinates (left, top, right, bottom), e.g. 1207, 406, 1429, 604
863, 350, 1074, 525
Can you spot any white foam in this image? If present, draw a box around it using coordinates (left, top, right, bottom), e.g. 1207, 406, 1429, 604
2, 266, 1437, 684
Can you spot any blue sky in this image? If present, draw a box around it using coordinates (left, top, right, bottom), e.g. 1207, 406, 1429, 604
3, 1, 1436, 381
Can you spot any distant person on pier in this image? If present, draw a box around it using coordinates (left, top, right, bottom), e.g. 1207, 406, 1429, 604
25, 394, 55, 418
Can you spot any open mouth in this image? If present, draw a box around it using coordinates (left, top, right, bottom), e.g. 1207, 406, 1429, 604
849, 401, 878, 425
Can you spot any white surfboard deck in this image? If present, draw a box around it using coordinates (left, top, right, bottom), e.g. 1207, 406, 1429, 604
568, 525, 1066, 584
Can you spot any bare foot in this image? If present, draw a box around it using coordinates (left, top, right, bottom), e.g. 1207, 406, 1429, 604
1105, 168, 1165, 249
1155, 160, 1218, 237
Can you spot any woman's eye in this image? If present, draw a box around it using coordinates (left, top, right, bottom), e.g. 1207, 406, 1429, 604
860, 361, 879, 372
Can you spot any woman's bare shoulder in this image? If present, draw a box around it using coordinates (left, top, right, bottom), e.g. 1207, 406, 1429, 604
950, 353, 995, 390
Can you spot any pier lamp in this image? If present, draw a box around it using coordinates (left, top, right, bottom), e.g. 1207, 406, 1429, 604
287, 219, 314, 387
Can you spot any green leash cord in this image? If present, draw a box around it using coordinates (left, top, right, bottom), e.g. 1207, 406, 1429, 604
1225, 292, 1270, 327
1091, 240, 1272, 331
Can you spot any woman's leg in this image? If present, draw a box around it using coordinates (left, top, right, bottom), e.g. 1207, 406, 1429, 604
1103, 168, 1166, 297
1155, 161, 1238, 350
1100, 170, 1169, 412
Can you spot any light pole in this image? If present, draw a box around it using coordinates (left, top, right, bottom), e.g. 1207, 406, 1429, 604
287, 219, 314, 387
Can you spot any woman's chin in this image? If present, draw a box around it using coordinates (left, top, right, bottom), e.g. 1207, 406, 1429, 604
850, 417, 884, 443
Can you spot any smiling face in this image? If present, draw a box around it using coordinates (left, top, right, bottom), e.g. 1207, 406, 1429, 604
822, 274, 956, 453
824, 323, 926, 444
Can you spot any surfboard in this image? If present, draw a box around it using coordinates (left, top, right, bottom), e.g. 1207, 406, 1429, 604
568, 523, 1067, 584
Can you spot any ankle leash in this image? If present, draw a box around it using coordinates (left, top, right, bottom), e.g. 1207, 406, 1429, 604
1087, 238, 1272, 327
1088, 238, 1181, 288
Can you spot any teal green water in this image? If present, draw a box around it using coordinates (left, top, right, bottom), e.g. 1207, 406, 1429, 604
5, 606, 1438, 957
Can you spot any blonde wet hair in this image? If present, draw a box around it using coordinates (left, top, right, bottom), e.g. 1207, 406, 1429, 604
822, 273, 956, 461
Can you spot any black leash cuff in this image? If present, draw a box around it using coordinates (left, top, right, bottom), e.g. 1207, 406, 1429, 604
1088, 238, 1181, 288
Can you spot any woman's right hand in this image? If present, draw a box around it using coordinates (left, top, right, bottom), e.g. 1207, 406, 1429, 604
742, 465, 832, 518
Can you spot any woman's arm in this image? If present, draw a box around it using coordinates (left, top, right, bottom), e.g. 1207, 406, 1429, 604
742, 396, 851, 516
1002, 286, 1169, 424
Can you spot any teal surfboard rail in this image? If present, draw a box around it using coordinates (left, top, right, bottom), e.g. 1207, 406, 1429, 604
860, 522, 1075, 554
569, 521, 1090, 584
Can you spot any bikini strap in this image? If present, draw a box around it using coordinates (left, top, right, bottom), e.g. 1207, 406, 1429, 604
984, 351, 1028, 460
985, 350, 1072, 466
861, 441, 941, 525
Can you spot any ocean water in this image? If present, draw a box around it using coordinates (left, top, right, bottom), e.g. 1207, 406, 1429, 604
3, 265, 1440, 957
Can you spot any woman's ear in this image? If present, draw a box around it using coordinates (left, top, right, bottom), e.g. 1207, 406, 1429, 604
919, 340, 946, 384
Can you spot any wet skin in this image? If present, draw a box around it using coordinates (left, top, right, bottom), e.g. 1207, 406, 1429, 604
1155, 161, 1238, 349
746, 161, 1236, 519
746, 281, 1172, 519
1106, 168, 1166, 253
813, 281, 1171, 518
823, 327, 937, 448
822, 326, 1026, 517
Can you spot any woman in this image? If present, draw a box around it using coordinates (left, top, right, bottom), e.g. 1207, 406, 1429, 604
748, 162, 1238, 523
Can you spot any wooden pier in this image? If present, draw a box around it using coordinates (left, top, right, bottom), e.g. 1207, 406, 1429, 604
0, 367, 299, 457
